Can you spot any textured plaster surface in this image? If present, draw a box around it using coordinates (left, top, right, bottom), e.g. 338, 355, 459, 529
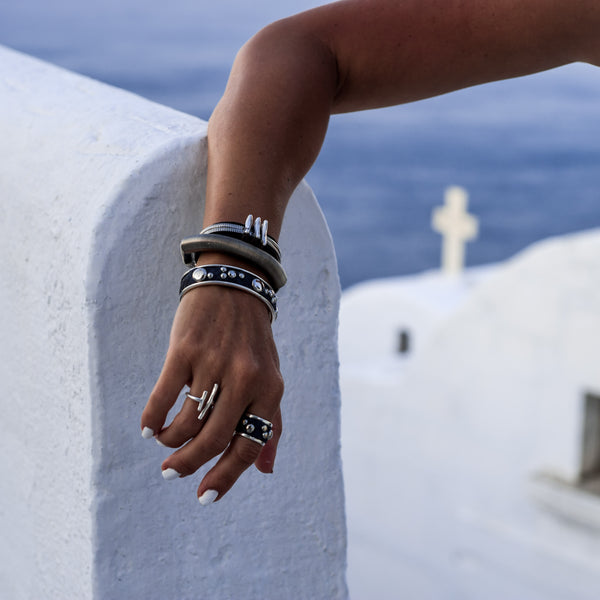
0, 45, 347, 599
340, 229, 600, 599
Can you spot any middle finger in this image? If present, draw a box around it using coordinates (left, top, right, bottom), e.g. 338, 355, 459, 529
160, 384, 245, 478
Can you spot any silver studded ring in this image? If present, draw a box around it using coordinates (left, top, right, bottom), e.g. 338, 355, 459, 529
234, 413, 274, 446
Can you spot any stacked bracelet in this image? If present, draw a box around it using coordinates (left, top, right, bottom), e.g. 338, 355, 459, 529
200, 215, 281, 262
180, 264, 278, 322
180, 215, 287, 291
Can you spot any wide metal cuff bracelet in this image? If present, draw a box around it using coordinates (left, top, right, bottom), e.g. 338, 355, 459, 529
180, 234, 287, 291
235, 413, 274, 446
201, 218, 281, 262
179, 264, 278, 322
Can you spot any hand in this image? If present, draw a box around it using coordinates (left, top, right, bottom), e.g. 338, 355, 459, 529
140, 278, 284, 504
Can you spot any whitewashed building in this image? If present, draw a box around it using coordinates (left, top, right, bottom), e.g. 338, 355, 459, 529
340, 228, 600, 600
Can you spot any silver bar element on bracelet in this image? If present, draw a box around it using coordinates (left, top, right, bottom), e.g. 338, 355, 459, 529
244, 214, 253, 234
200, 220, 281, 259
253, 217, 262, 241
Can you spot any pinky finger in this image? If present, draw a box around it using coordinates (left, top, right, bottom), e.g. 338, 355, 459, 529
255, 406, 282, 474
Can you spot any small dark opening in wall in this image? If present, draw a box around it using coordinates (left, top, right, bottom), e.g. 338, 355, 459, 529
397, 329, 410, 354
579, 392, 600, 494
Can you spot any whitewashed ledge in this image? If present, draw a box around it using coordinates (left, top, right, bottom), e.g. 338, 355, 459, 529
0, 45, 347, 600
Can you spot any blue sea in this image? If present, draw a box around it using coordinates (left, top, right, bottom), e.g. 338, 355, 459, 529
2, 0, 599, 287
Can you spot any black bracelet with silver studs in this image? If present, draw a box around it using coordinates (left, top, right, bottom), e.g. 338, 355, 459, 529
179, 264, 278, 322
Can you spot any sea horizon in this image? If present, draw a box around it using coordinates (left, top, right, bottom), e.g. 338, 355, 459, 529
2, 0, 599, 287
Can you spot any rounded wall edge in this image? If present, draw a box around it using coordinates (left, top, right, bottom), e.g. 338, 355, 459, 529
0, 44, 207, 599
87, 134, 348, 597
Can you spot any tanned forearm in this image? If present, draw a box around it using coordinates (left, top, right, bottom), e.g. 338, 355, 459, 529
204, 0, 599, 236
143, 0, 599, 502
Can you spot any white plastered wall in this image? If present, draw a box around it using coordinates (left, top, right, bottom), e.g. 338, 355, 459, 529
0, 45, 347, 600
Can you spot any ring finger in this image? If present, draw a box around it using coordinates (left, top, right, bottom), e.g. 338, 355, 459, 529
196, 403, 278, 503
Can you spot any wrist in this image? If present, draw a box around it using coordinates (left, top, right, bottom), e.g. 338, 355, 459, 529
181, 261, 278, 322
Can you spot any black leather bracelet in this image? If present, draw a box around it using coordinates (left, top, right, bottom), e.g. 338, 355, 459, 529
179, 264, 278, 322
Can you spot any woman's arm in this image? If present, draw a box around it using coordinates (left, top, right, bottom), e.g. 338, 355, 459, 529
141, 0, 599, 504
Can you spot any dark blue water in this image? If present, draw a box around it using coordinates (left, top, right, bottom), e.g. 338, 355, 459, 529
2, 0, 599, 287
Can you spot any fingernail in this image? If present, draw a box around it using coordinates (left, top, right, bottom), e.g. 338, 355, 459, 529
162, 468, 181, 481
198, 489, 218, 506
154, 436, 167, 447
141, 427, 154, 439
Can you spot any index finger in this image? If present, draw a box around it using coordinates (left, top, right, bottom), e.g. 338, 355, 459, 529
140, 349, 191, 438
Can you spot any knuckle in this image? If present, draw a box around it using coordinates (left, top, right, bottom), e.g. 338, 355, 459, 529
159, 416, 198, 447
168, 343, 198, 371
173, 456, 197, 477
232, 440, 261, 467
202, 431, 233, 456
232, 359, 284, 400
172, 416, 200, 440
234, 356, 262, 383
269, 371, 285, 400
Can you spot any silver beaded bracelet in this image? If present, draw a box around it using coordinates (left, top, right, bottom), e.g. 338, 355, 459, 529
179, 264, 278, 322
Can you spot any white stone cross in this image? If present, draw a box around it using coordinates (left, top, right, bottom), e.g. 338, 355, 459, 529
431, 186, 479, 275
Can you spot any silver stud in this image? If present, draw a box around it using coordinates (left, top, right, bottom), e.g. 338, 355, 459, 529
246, 424, 255, 433
262, 425, 268, 432
228, 270, 237, 278
239, 273, 245, 279
252, 279, 263, 292
220, 266, 227, 272
207, 273, 214, 279
192, 268, 207, 281
220, 273, 227, 279
242, 419, 248, 426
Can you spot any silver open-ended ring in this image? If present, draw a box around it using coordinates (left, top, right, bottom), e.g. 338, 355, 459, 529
186, 383, 219, 421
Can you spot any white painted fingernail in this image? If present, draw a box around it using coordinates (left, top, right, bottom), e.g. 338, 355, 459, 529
198, 489, 218, 506
154, 436, 167, 447
162, 468, 181, 481
141, 427, 154, 439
